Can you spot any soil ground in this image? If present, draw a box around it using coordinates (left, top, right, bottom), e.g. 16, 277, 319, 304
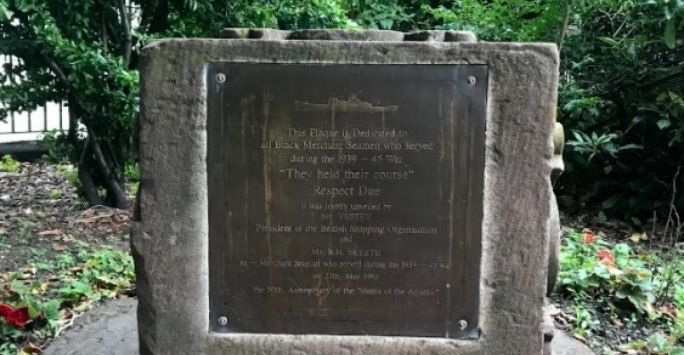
0, 162, 130, 275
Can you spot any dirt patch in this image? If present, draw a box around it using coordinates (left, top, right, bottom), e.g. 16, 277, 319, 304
0, 162, 131, 274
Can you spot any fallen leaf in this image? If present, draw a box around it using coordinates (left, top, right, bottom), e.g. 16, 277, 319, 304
573, 333, 587, 343
19, 343, 41, 354
658, 304, 677, 319
39, 282, 50, 293
38, 229, 63, 237
546, 304, 561, 317
629, 232, 647, 243
51, 243, 68, 251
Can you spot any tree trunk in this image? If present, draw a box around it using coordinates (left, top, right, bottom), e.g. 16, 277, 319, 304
76, 130, 129, 209
78, 137, 104, 206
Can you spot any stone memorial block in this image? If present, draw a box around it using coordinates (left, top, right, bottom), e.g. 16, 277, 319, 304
133, 29, 560, 355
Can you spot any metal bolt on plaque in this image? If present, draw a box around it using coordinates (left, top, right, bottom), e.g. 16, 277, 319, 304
467, 75, 477, 86
458, 320, 468, 330
218, 316, 228, 326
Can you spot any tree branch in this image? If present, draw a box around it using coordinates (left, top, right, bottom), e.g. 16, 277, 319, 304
638, 70, 684, 90
102, 7, 108, 53
556, 0, 574, 52
41, 51, 108, 121
117, 0, 132, 68
88, 127, 129, 209
41, 51, 69, 83
78, 137, 105, 206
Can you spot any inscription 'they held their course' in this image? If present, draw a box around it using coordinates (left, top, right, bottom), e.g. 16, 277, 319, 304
257, 123, 439, 238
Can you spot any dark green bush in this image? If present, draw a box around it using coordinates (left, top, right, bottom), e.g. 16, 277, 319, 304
556, 0, 684, 218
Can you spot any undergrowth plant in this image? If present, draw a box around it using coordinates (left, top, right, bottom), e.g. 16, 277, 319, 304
0, 155, 20, 173
557, 0, 684, 219
0, 248, 134, 354
558, 227, 684, 351
558, 228, 656, 315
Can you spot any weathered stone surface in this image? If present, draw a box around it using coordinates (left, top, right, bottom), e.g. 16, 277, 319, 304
547, 122, 565, 294
43, 298, 138, 355
404, 30, 448, 42
42, 299, 593, 355
288, 29, 405, 41
135, 35, 559, 354
444, 30, 478, 42
404, 30, 477, 42
221, 28, 477, 42
220, 28, 291, 40
219, 27, 250, 38
552, 331, 595, 355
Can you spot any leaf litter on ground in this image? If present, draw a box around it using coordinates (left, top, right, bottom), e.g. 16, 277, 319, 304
0, 162, 133, 354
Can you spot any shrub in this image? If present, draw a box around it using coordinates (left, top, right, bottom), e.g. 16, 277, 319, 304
0, 155, 20, 173
558, 228, 656, 315
556, 0, 684, 218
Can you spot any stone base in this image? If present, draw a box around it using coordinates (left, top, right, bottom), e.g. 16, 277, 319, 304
44, 299, 595, 355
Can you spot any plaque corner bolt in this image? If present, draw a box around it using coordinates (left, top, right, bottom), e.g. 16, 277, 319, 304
458, 319, 468, 330
216, 73, 227, 84
466, 76, 477, 86
218, 316, 229, 326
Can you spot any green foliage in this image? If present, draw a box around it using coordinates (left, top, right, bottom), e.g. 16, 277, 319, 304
420, 0, 564, 41
1, 0, 139, 147
40, 130, 79, 164
623, 332, 684, 354
566, 131, 642, 162
15, 218, 34, 240
49, 189, 62, 199
123, 162, 140, 182
556, 0, 684, 217
570, 304, 599, 337
162, 0, 355, 37
342, 0, 411, 30
56, 164, 81, 191
559, 227, 684, 346
558, 229, 657, 315
2, 0, 355, 207
0, 155, 20, 173
124, 161, 140, 196
0, 248, 134, 353
340, 0, 683, 219
340, 0, 565, 39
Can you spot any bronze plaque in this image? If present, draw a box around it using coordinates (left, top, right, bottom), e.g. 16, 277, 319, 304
207, 64, 486, 338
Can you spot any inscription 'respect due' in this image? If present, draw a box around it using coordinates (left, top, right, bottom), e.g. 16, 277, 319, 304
207, 64, 487, 338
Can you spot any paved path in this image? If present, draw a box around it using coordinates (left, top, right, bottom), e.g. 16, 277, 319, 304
44, 298, 138, 355
44, 298, 594, 354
